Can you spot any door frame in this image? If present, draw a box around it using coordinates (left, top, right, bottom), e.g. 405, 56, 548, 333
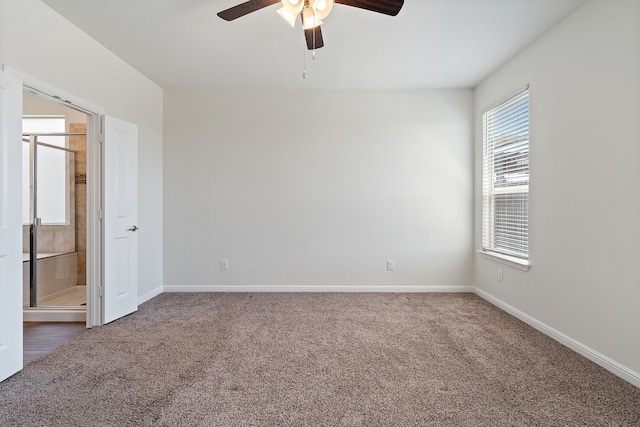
5, 66, 105, 327
0, 68, 23, 382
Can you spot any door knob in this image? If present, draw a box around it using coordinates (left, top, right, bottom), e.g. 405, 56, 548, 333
127, 225, 139, 232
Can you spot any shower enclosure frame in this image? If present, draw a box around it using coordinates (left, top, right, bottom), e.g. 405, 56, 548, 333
23, 132, 84, 308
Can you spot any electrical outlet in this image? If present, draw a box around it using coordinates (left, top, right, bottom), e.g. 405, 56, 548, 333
220, 260, 229, 270
387, 260, 395, 271
498, 269, 503, 282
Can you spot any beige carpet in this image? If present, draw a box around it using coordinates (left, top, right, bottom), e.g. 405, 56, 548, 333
1, 293, 638, 426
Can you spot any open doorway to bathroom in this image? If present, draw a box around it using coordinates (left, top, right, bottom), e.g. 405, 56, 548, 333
22, 90, 88, 323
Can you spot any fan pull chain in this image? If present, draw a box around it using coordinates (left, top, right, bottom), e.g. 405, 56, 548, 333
303, 49, 316, 79
312, 15, 316, 60
304, 8, 318, 78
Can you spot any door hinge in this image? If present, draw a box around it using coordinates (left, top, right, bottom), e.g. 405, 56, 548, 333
99, 132, 105, 143
99, 286, 103, 297
98, 209, 103, 220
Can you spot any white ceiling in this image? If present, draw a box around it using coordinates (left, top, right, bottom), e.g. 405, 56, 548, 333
41, 0, 587, 90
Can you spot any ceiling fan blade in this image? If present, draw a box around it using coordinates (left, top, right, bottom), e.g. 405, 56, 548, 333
304, 26, 325, 50
217, 0, 281, 21
334, 0, 404, 16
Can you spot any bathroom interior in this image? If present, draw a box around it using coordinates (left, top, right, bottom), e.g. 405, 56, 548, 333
22, 91, 88, 322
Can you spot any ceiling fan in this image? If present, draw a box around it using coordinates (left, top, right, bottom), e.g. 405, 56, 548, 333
217, 0, 404, 50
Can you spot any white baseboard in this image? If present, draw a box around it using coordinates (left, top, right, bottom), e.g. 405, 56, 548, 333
473, 288, 640, 389
23, 308, 85, 322
163, 285, 475, 293
138, 286, 163, 305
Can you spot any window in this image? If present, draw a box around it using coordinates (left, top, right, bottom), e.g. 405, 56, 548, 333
482, 87, 529, 261
22, 116, 69, 225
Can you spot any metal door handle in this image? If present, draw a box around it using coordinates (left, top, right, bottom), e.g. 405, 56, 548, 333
127, 225, 139, 232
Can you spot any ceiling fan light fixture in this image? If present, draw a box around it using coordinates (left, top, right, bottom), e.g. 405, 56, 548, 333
281, 0, 304, 15
276, 7, 298, 27
301, 7, 322, 29
218, 0, 404, 53
311, 0, 333, 20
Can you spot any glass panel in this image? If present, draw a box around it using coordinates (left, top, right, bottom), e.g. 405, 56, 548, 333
37, 144, 72, 225
22, 117, 66, 225
21, 141, 30, 224
35, 147, 82, 307
492, 193, 529, 257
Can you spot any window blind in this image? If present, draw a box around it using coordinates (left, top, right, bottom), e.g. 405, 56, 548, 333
482, 87, 529, 259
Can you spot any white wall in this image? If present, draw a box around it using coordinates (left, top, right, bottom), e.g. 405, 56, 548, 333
0, 0, 164, 300
23, 91, 86, 124
474, 0, 640, 381
164, 89, 473, 290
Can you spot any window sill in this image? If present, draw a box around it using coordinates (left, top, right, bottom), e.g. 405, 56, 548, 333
478, 250, 530, 271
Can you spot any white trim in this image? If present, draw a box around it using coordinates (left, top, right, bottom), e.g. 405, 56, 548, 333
23, 308, 85, 323
478, 250, 530, 271
163, 285, 474, 293
473, 287, 640, 389
138, 286, 163, 305
2, 65, 105, 115
85, 113, 102, 327
481, 84, 530, 115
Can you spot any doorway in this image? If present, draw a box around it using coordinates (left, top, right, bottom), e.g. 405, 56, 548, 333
20, 88, 100, 327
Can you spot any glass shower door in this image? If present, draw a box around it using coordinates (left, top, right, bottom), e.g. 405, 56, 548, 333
24, 134, 81, 308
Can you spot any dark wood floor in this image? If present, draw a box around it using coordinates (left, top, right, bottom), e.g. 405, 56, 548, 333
23, 322, 87, 364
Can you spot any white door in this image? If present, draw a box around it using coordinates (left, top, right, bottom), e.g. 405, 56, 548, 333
103, 116, 138, 324
0, 70, 23, 382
